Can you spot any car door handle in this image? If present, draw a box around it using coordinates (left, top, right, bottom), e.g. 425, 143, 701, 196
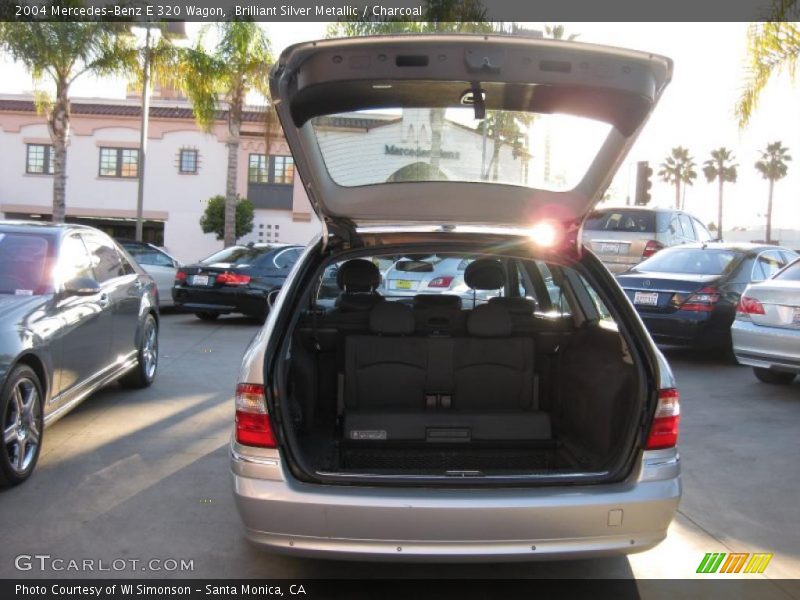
98, 293, 110, 307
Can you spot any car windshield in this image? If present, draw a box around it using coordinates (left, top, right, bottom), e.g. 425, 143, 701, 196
774, 259, 800, 281
201, 246, 275, 266
310, 108, 611, 191
0, 232, 52, 295
584, 210, 656, 233
637, 248, 738, 275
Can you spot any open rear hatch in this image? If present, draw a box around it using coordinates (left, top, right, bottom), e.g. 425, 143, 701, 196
270, 34, 672, 253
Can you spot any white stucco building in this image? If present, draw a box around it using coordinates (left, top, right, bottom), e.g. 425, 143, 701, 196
0, 94, 320, 262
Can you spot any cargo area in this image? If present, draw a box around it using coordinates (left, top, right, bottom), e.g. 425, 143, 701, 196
276, 254, 645, 483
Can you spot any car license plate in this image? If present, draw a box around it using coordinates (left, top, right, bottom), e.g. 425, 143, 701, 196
395, 279, 413, 290
598, 242, 621, 254
191, 275, 210, 286
634, 291, 659, 306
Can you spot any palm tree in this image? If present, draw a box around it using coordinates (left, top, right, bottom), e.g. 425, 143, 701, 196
702, 148, 738, 237
544, 24, 580, 41
735, 20, 800, 128
754, 141, 791, 244
0, 14, 133, 222
178, 22, 272, 247
658, 147, 697, 210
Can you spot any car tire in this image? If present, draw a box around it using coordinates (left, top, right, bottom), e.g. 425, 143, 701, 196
194, 311, 219, 321
119, 313, 159, 389
0, 364, 44, 486
753, 367, 796, 385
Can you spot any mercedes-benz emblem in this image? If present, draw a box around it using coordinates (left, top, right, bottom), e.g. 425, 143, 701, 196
644, 280, 651, 287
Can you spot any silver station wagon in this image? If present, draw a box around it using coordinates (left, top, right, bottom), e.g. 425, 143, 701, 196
230, 35, 681, 561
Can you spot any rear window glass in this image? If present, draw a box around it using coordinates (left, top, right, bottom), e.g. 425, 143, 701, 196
638, 248, 738, 275
774, 259, 800, 281
311, 107, 610, 192
201, 246, 275, 266
0, 232, 52, 295
584, 210, 656, 233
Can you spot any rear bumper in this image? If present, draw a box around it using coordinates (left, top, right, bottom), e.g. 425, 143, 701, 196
231, 443, 681, 561
172, 286, 267, 315
732, 319, 800, 373
638, 310, 727, 346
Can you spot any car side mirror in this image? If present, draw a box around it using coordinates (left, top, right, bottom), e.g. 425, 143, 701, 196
267, 288, 281, 309
62, 276, 101, 296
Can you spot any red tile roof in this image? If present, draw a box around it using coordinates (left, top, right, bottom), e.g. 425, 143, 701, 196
0, 99, 267, 122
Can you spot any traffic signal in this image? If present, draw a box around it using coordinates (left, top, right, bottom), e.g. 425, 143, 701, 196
635, 161, 653, 206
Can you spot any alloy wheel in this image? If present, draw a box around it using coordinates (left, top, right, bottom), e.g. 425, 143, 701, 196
3, 378, 41, 475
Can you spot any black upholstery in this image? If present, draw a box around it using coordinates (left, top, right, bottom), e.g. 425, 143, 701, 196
489, 296, 537, 315
337, 259, 381, 292
345, 304, 428, 410
343, 302, 547, 442
413, 294, 462, 310
412, 294, 465, 335
466, 304, 513, 337
334, 259, 383, 313
463, 259, 505, 290
370, 301, 415, 336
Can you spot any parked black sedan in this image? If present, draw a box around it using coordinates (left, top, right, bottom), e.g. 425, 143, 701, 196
0, 221, 159, 485
172, 243, 304, 322
616, 242, 798, 349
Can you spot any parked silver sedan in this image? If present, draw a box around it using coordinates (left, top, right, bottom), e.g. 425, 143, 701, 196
732, 257, 800, 384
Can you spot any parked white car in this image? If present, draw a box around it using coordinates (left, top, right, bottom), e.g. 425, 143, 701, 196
119, 240, 181, 308
732, 257, 800, 384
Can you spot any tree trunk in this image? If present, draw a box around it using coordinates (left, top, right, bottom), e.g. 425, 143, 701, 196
428, 108, 444, 176
717, 176, 724, 239
48, 79, 70, 224
674, 180, 681, 210
766, 178, 774, 244
224, 96, 243, 248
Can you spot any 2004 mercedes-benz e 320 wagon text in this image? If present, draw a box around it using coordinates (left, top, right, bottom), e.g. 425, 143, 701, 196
230, 34, 681, 561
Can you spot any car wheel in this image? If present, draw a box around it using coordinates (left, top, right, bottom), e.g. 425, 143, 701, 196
194, 311, 219, 321
0, 365, 44, 486
753, 367, 796, 385
119, 313, 159, 389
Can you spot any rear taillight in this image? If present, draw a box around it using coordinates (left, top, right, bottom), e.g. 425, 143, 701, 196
645, 388, 680, 450
642, 240, 664, 258
235, 383, 276, 448
678, 286, 721, 312
217, 272, 251, 286
175, 270, 187, 282
736, 295, 765, 316
427, 276, 454, 289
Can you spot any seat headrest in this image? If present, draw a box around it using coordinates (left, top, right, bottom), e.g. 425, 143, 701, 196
467, 304, 513, 337
369, 302, 415, 336
488, 296, 537, 315
337, 259, 381, 292
464, 259, 505, 290
413, 294, 462, 310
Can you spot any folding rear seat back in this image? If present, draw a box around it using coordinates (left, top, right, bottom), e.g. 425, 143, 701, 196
453, 303, 535, 410
344, 301, 428, 410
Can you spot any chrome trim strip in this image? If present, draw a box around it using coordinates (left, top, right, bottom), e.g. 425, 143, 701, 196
230, 448, 280, 466
44, 356, 138, 427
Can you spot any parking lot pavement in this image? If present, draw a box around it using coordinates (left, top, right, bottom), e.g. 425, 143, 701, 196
0, 313, 798, 588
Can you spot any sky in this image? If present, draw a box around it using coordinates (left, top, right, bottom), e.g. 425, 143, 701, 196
2, 22, 799, 232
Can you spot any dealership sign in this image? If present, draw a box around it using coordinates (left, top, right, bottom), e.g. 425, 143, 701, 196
384, 144, 461, 160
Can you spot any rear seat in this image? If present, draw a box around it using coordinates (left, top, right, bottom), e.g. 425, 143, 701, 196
343, 301, 551, 443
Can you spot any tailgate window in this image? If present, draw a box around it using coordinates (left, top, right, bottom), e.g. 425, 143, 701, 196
584, 210, 655, 233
